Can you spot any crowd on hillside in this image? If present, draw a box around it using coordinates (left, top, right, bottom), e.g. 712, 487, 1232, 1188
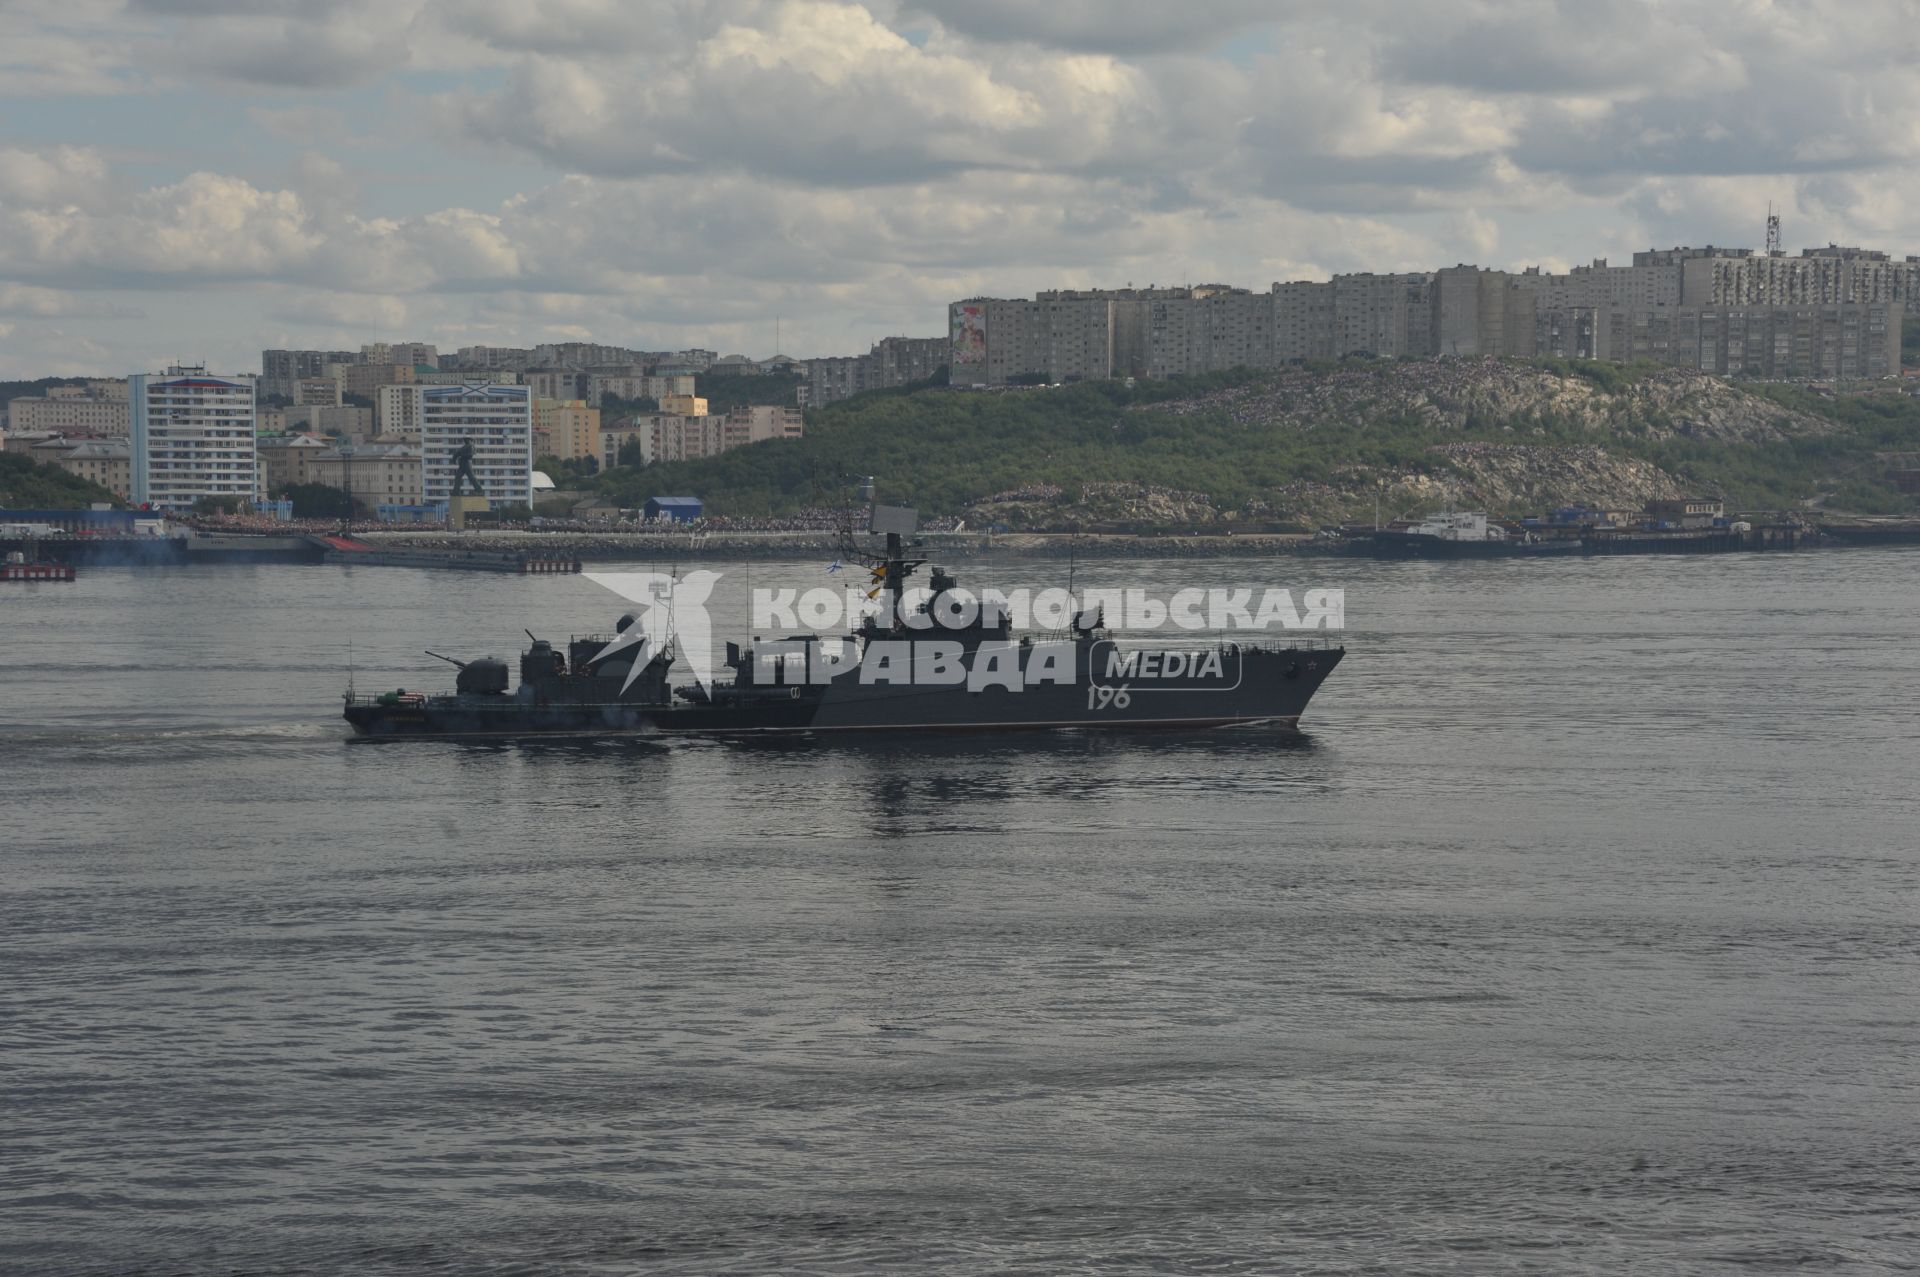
1138, 357, 1599, 430
1428, 441, 1603, 460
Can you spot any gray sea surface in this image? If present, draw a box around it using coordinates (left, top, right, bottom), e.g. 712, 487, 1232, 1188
2, 550, 1917, 1274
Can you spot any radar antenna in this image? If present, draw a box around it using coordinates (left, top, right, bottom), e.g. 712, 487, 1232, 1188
833, 476, 925, 632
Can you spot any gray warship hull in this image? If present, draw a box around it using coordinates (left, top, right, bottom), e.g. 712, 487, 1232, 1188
345, 640, 1341, 738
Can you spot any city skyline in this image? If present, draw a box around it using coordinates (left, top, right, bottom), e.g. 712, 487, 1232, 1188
5, 1, 1920, 378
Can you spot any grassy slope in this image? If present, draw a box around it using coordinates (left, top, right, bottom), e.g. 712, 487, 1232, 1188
0, 453, 122, 509
597, 363, 1920, 519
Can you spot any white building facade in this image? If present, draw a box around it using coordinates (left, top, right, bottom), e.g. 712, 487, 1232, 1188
128, 366, 258, 509
419, 382, 533, 508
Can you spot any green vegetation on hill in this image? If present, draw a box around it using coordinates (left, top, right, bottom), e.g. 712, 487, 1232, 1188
694, 371, 804, 415
0, 453, 122, 509
590, 361, 1920, 522
597, 372, 1264, 515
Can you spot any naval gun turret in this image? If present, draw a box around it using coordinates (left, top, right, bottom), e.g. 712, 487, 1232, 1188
425, 650, 510, 694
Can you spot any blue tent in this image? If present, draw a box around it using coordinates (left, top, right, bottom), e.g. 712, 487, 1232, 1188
645, 496, 703, 523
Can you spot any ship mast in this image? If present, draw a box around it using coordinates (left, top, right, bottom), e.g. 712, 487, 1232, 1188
834, 476, 924, 632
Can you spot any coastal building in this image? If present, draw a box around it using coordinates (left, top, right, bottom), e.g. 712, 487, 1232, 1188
659, 393, 708, 417
533, 342, 644, 369
1674, 303, 1900, 380
363, 342, 438, 368
869, 335, 947, 387
48, 379, 129, 401
804, 355, 867, 407
451, 346, 534, 371
307, 444, 422, 507
534, 398, 602, 462
1273, 281, 1336, 363
720, 405, 803, 449
419, 381, 533, 509
285, 403, 373, 437
257, 433, 331, 491
5, 393, 131, 436
261, 348, 356, 402
31, 438, 131, 499
1431, 266, 1537, 358
376, 383, 421, 439
128, 366, 258, 510
586, 372, 694, 408
327, 360, 414, 403
600, 418, 651, 469
949, 295, 1120, 387
1145, 287, 1272, 377
293, 377, 342, 406
1330, 273, 1433, 359
525, 369, 586, 401
3, 430, 65, 455
1680, 250, 1920, 311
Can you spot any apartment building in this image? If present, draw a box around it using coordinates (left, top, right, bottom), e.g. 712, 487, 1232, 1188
1675, 303, 1900, 379
419, 382, 533, 508
261, 348, 356, 401
949, 295, 1118, 387
535, 398, 602, 462
524, 369, 587, 402
1328, 273, 1433, 359
377, 384, 421, 439
720, 405, 803, 449
451, 346, 534, 371
327, 360, 415, 402
293, 376, 342, 406
1273, 281, 1336, 363
129, 366, 258, 510
1145, 287, 1272, 377
362, 342, 438, 368
6, 394, 131, 435
1681, 251, 1920, 310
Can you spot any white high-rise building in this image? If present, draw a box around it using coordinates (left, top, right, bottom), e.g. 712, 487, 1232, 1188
128, 366, 258, 510
419, 381, 533, 508
377, 383, 422, 439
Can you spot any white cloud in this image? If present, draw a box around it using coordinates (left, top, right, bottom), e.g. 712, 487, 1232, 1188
902, 0, 1281, 53
0, 145, 117, 207
0, 283, 144, 318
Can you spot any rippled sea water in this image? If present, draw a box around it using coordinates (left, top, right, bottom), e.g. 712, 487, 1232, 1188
3, 550, 1918, 1274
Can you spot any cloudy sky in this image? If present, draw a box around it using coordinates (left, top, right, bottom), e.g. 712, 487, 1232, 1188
3, 0, 1919, 377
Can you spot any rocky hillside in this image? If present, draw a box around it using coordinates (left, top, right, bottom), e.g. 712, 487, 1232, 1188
616, 357, 1915, 524
1145, 358, 1835, 445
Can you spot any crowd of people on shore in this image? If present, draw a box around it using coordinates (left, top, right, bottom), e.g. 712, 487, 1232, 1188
181, 513, 401, 535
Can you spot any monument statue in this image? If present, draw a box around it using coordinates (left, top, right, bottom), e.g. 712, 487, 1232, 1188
450, 439, 484, 498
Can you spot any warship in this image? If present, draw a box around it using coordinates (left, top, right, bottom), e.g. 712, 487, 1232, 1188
342, 496, 1343, 738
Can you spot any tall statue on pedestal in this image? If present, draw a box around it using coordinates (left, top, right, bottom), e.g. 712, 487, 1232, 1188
450, 439, 484, 498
